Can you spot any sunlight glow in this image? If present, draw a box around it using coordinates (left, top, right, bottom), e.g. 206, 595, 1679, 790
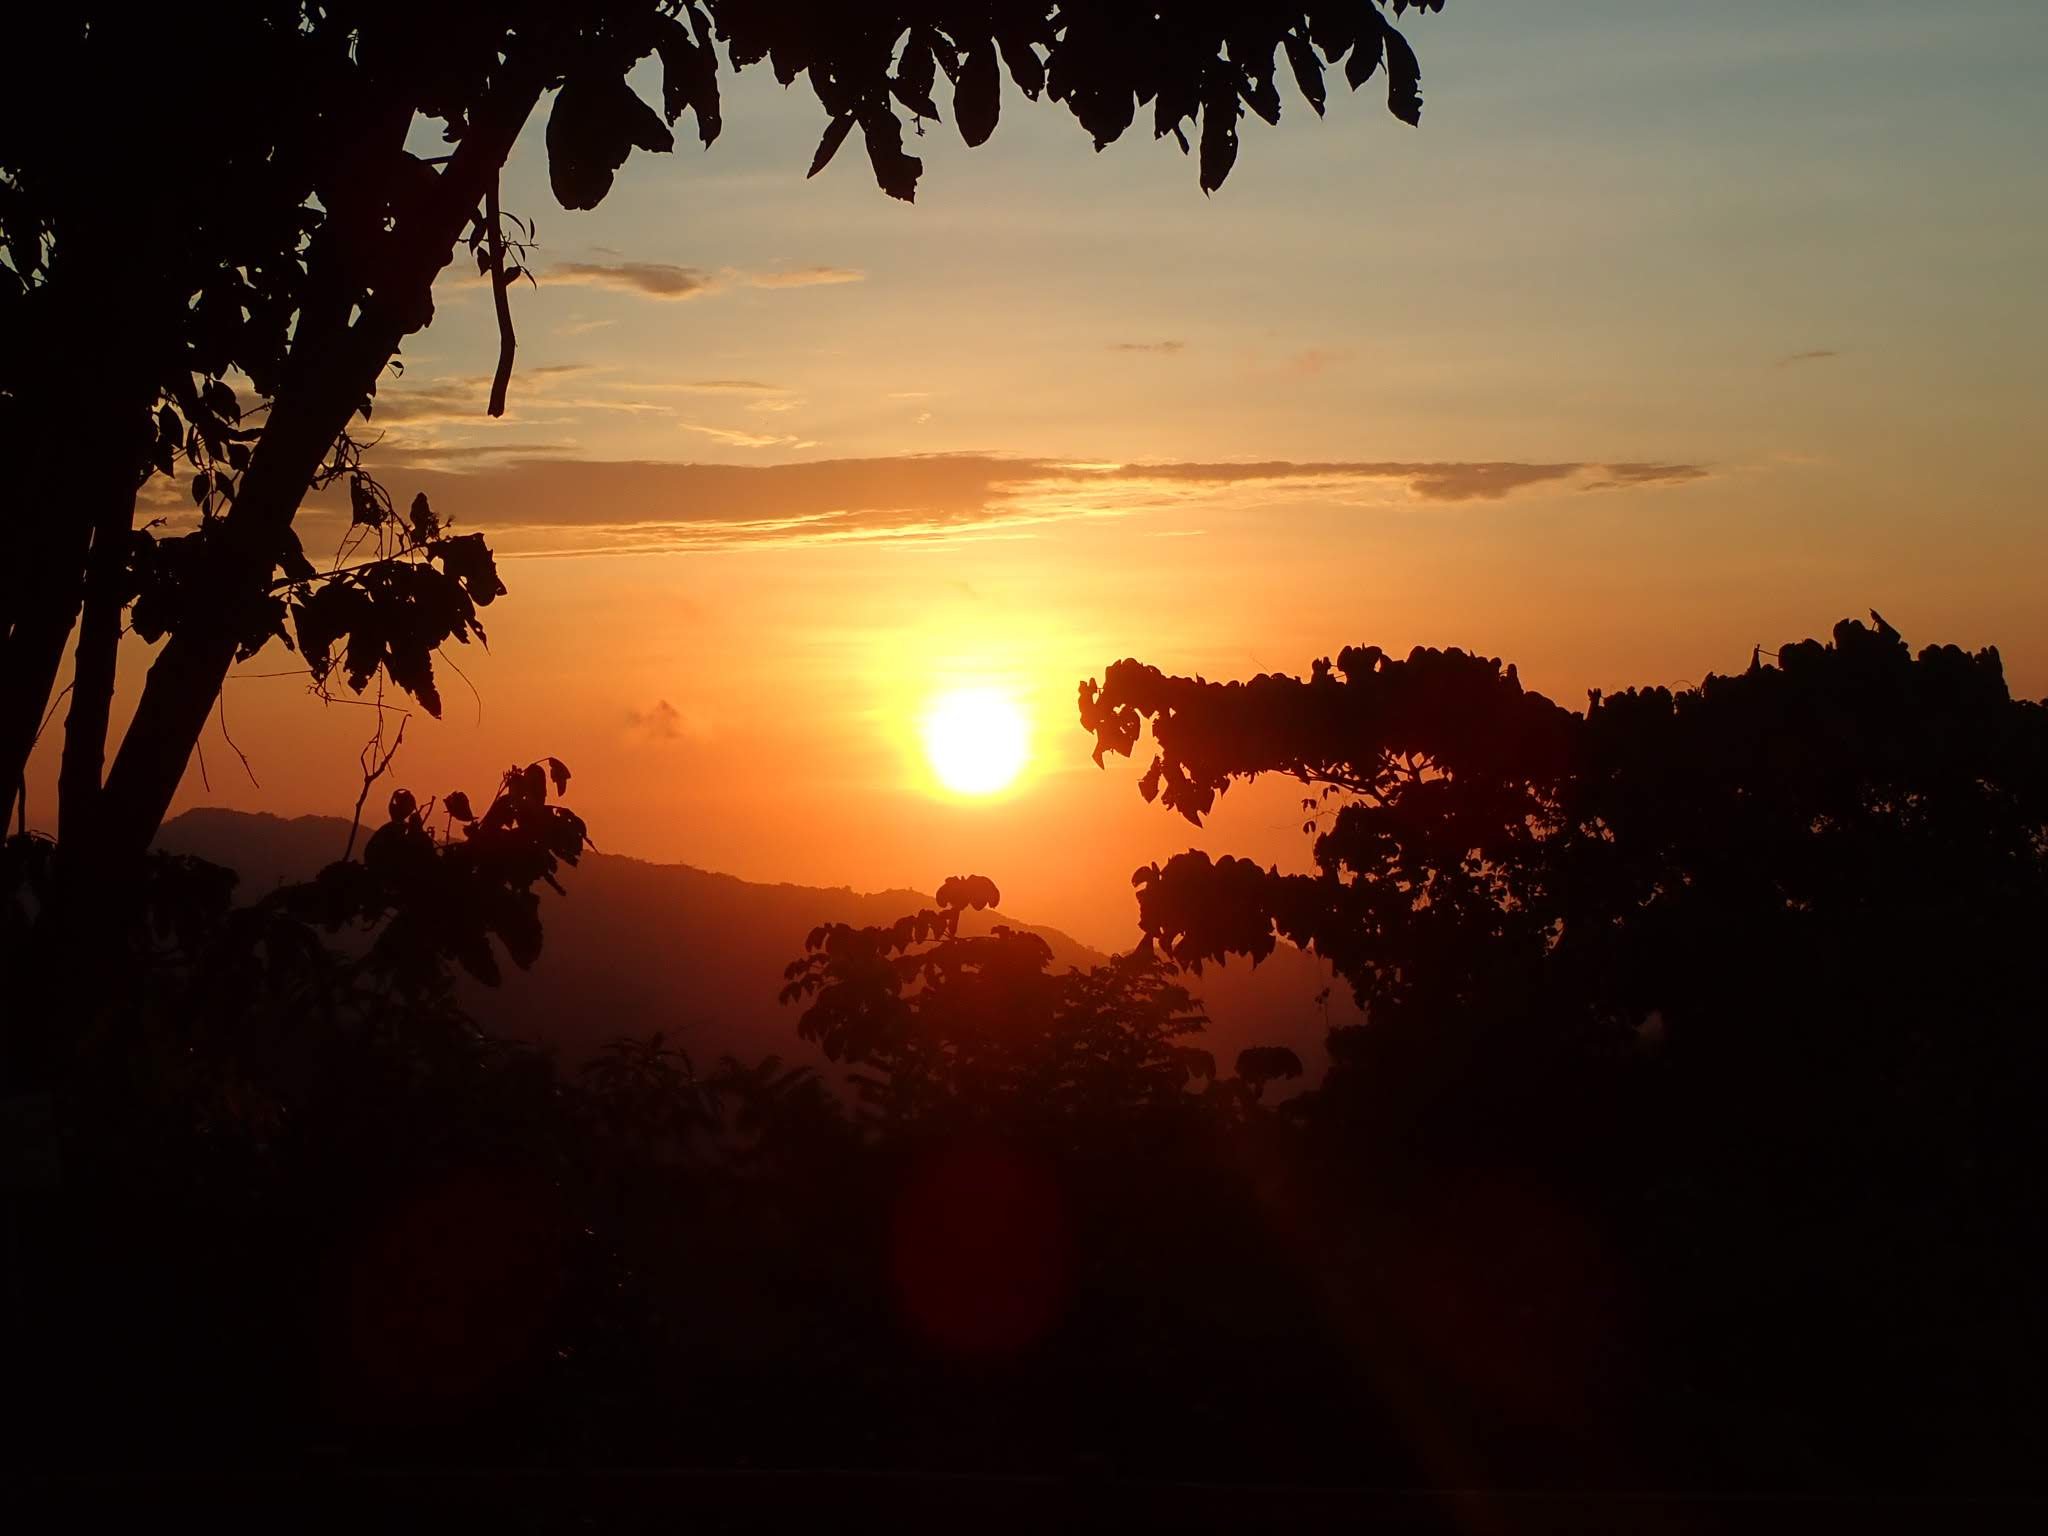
920, 688, 1030, 797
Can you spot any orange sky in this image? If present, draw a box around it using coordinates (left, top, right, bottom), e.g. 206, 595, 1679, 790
24, 1, 2048, 947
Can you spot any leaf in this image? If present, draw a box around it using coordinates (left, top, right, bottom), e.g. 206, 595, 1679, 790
862, 110, 922, 202
807, 114, 854, 178
408, 491, 439, 544
1380, 18, 1424, 125
153, 405, 179, 476
955, 37, 999, 148
1240, 70, 1282, 128
277, 528, 316, 586
891, 29, 941, 119
445, 791, 476, 822
654, 18, 722, 145
431, 531, 505, 607
348, 475, 382, 527
388, 788, 417, 824
1199, 76, 1241, 194
1345, 34, 1383, 92
546, 757, 571, 795
998, 34, 1044, 100
546, 75, 672, 211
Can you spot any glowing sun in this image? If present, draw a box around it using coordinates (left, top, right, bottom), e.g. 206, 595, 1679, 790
921, 688, 1030, 796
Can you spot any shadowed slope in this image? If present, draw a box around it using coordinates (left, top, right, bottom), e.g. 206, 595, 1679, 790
157, 809, 1353, 1077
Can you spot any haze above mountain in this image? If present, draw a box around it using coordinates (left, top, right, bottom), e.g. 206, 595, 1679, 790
158, 809, 1356, 1080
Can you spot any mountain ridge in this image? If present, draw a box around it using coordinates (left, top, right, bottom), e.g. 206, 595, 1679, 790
157, 808, 1354, 1080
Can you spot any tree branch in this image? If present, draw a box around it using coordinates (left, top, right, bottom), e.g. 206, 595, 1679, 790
485, 174, 516, 418
343, 714, 407, 863
58, 479, 140, 843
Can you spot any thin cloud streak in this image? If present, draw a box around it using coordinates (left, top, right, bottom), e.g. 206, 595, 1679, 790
547, 261, 865, 301
551, 262, 717, 299
680, 424, 808, 449
372, 453, 1714, 558
744, 266, 864, 288
655, 379, 785, 394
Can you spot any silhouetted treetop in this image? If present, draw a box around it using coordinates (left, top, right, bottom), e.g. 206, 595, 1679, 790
1080, 643, 1575, 825
1084, 616, 2048, 1044
272, 756, 590, 993
776, 876, 1315, 1129
552, 1, 1446, 205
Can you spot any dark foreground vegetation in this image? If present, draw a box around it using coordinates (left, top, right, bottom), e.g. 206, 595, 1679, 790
4, 617, 2045, 1518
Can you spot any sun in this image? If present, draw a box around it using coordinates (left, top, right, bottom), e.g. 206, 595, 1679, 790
921, 687, 1030, 796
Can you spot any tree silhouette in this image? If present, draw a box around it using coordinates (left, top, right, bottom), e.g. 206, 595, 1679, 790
1, 756, 587, 1090
1081, 614, 2048, 1484
1081, 615, 2047, 1059
779, 874, 1258, 1132
8, 621, 2046, 1497
0, 1, 1451, 925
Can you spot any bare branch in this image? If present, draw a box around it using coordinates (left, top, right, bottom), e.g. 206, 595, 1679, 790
343, 713, 407, 862
485, 175, 517, 418
217, 695, 260, 789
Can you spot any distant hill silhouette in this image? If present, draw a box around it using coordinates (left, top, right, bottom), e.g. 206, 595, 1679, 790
157, 809, 1353, 1080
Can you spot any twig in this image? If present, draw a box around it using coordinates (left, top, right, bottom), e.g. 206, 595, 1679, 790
267, 548, 430, 595
437, 644, 484, 726
313, 695, 417, 713
485, 175, 517, 418
343, 714, 407, 862
28, 681, 74, 752
218, 695, 260, 789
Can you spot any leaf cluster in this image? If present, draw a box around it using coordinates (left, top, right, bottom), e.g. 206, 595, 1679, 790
1085, 616, 2048, 1070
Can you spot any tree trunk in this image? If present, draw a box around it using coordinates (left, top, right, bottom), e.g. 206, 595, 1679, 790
0, 519, 90, 833
57, 480, 141, 844
0, 284, 149, 835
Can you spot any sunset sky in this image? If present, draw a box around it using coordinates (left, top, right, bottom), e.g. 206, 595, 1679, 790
30, 0, 2046, 946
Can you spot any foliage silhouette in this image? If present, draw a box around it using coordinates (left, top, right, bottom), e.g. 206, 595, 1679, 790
779, 871, 1290, 1132
5, 620, 2048, 1504
1082, 614, 2048, 1488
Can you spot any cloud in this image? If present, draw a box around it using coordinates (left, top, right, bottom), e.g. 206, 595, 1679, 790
362, 378, 493, 428
1778, 348, 1842, 366
658, 378, 784, 394
680, 423, 804, 449
359, 452, 1713, 558
1098, 459, 1586, 502
352, 364, 691, 458
627, 700, 687, 742
381, 440, 577, 464
547, 262, 866, 301
550, 262, 718, 299
743, 266, 864, 289
1579, 462, 1713, 493
1108, 340, 1185, 354
366, 367, 669, 433
1286, 347, 1349, 376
